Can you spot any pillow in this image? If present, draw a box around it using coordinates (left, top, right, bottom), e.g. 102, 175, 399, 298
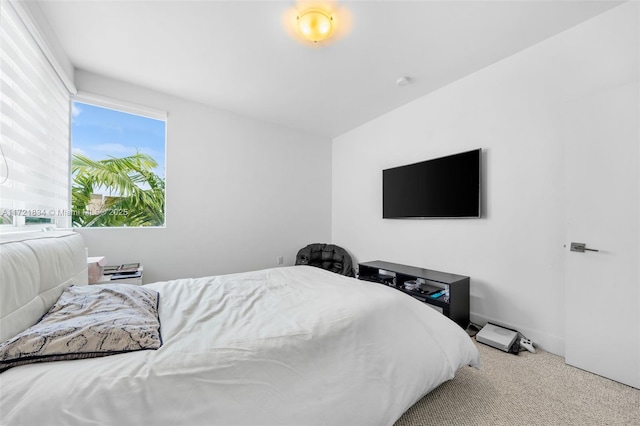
0, 284, 162, 372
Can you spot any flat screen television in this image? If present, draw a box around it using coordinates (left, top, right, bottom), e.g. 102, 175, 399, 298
383, 149, 481, 219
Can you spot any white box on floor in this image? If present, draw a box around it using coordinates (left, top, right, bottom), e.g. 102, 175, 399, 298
476, 323, 518, 352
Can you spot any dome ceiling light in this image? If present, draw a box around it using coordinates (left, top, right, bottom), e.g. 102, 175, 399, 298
296, 8, 334, 43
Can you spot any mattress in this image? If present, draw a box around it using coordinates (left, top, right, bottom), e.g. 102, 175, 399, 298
0, 265, 479, 425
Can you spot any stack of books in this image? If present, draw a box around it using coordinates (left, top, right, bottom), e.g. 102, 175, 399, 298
103, 263, 141, 280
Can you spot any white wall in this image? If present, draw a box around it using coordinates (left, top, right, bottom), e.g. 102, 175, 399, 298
75, 70, 332, 283
332, 2, 638, 355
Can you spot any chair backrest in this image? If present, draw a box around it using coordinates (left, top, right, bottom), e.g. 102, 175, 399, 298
295, 243, 355, 277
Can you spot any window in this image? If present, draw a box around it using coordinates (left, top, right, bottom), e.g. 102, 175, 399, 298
0, 0, 74, 230
70, 96, 167, 227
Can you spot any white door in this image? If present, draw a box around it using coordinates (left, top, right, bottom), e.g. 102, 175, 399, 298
564, 81, 639, 389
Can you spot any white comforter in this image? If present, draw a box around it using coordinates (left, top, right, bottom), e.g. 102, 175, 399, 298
0, 266, 479, 426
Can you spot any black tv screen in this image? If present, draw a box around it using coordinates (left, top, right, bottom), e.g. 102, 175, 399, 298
383, 149, 481, 219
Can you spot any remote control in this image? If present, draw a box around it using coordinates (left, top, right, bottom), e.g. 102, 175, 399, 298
520, 337, 536, 353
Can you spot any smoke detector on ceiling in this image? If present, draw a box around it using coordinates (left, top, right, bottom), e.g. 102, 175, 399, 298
396, 76, 411, 87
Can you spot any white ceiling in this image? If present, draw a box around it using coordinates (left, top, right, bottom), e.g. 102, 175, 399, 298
34, 0, 623, 138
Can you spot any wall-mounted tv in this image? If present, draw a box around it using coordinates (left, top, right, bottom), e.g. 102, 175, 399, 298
383, 149, 481, 219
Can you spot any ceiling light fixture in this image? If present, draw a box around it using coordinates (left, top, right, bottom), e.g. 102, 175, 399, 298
297, 8, 334, 43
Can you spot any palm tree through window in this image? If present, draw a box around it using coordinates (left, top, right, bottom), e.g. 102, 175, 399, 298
71, 101, 166, 227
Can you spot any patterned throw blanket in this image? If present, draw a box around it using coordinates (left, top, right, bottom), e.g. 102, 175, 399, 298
0, 284, 161, 372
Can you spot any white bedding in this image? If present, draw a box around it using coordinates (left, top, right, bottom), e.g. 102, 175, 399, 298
0, 265, 479, 426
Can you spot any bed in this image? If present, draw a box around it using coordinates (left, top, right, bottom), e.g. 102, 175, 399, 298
0, 231, 479, 426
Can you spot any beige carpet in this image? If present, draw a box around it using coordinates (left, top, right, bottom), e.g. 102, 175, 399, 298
394, 340, 640, 426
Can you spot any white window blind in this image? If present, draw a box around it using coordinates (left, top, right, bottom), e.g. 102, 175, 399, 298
0, 0, 71, 226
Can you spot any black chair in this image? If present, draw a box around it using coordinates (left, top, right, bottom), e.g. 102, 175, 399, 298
295, 243, 355, 277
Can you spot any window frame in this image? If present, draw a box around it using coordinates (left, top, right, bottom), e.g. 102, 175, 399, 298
70, 92, 168, 229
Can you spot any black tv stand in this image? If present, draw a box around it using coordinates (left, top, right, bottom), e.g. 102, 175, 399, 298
358, 260, 470, 328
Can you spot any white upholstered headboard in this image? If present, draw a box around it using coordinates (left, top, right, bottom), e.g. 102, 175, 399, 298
0, 231, 87, 342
